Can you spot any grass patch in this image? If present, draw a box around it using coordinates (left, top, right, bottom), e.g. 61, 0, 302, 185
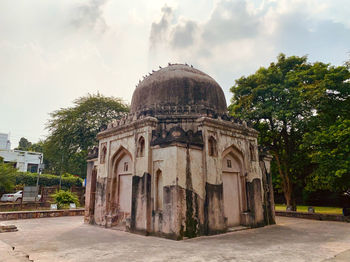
275, 204, 343, 214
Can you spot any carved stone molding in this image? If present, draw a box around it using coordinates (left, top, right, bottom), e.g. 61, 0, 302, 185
151, 126, 203, 148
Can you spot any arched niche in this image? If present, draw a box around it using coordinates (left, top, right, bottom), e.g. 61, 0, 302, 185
155, 169, 163, 211
208, 136, 217, 157
221, 144, 247, 226
100, 144, 107, 164
137, 136, 145, 157
108, 146, 133, 217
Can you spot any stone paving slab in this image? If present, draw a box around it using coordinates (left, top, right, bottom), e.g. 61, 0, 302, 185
0, 240, 30, 262
323, 250, 350, 262
0, 216, 350, 262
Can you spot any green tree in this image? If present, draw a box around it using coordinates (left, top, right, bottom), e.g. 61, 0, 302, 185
302, 60, 350, 191
304, 120, 350, 191
27, 140, 53, 174
229, 54, 350, 208
45, 93, 129, 177
0, 158, 16, 194
29, 140, 44, 153
16, 137, 32, 151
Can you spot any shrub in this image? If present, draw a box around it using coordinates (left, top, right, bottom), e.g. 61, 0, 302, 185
0, 163, 16, 194
14, 172, 82, 189
62, 172, 76, 178
51, 190, 80, 209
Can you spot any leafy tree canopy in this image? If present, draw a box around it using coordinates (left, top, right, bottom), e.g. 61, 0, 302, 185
229, 53, 350, 207
28, 140, 44, 153
0, 162, 16, 194
44, 93, 129, 177
301, 59, 350, 192
303, 119, 350, 192
16, 137, 32, 151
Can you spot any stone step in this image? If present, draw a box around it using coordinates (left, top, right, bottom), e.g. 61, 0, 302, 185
111, 220, 127, 232
111, 225, 126, 232
0, 224, 18, 233
227, 226, 249, 232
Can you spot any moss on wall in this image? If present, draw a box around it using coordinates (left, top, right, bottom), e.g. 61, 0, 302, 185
184, 189, 199, 238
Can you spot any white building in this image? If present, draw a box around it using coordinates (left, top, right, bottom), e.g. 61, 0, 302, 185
0, 133, 11, 150
0, 150, 43, 173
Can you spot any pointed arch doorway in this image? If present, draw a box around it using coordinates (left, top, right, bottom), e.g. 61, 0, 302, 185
222, 148, 246, 227
109, 147, 133, 222
117, 154, 132, 214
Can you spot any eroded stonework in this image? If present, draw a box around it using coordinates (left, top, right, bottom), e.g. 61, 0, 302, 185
85, 64, 275, 239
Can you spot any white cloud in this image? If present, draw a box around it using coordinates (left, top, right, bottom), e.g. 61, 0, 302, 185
0, 0, 349, 147
147, 0, 350, 93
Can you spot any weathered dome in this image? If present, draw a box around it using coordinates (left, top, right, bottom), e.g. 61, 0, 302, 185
131, 64, 227, 116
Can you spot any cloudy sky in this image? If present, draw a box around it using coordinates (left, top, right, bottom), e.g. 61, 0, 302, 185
1, 0, 349, 148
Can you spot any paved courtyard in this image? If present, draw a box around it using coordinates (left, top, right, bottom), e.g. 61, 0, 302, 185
1, 216, 350, 262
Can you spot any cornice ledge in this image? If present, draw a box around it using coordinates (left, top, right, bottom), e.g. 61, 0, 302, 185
196, 117, 259, 136
97, 116, 158, 140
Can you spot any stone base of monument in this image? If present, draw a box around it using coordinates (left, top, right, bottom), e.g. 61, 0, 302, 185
0, 224, 18, 233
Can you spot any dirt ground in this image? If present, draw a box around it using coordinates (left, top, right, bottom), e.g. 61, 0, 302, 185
1, 216, 350, 262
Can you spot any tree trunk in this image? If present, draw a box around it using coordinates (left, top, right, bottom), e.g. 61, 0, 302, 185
274, 153, 296, 211
283, 176, 296, 211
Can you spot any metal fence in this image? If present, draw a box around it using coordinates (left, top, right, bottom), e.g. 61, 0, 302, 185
23, 186, 39, 202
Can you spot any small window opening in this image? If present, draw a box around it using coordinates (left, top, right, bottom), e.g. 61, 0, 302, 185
123, 162, 128, 172
227, 159, 232, 168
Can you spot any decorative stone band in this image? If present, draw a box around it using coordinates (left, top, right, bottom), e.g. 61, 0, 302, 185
87, 146, 99, 160
97, 116, 158, 140
196, 117, 259, 138
100, 112, 256, 136
133, 103, 223, 119
151, 126, 204, 148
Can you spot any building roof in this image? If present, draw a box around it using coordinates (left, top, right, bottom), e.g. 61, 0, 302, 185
130, 64, 227, 116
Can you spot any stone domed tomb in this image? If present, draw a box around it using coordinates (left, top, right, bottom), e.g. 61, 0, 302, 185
85, 64, 275, 239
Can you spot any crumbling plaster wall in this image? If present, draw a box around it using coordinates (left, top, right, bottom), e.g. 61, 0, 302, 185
89, 116, 268, 235
175, 146, 204, 198
85, 159, 98, 224
199, 122, 261, 186
198, 118, 265, 228
152, 146, 177, 189
93, 123, 154, 226
150, 145, 205, 237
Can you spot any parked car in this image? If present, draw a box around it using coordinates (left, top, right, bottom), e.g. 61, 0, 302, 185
1, 191, 23, 202
1, 191, 41, 203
